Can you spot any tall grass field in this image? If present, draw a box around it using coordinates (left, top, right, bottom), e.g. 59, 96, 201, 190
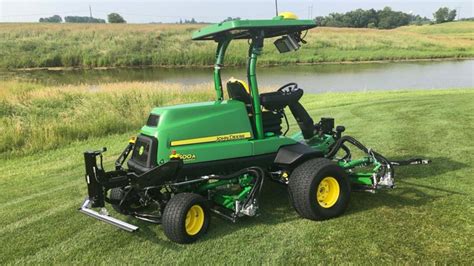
0, 81, 214, 157
0, 80, 473, 263
0, 21, 473, 69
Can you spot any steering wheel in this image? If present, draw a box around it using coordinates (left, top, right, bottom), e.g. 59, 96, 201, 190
277, 82, 299, 94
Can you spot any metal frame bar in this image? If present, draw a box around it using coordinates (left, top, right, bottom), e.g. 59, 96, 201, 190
79, 198, 139, 232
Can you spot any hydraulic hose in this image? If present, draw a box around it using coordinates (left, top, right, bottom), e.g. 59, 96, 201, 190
212, 167, 265, 208
326, 135, 394, 177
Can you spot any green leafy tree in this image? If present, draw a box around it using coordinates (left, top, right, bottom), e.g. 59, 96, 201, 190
313, 6, 414, 29
447, 9, 457, 22
64, 16, 105, 23
183, 18, 200, 24
367, 22, 376, 28
222, 17, 241, 22
108, 13, 126, 23
39, 15, 62, 23
434, 7, 450, 23
377, 7, 410, 29
314, 16, 326, 26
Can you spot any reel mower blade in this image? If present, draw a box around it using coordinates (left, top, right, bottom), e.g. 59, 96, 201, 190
79, 198, 139, 232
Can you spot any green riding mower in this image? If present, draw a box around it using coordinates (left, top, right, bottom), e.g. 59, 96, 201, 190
79, 13, 430, 244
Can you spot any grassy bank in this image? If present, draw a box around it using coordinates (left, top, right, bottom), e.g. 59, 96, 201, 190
0, 21, 473, 69
0, 81, 214, 157
0, 88, 473, 263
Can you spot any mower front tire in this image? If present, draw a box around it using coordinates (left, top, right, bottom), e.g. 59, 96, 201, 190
162, 193, 210, 244
109, 188, 125, 214
288, 158, 350, 220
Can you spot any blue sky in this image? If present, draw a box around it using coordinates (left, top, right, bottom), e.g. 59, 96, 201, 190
1, 0, 472, 23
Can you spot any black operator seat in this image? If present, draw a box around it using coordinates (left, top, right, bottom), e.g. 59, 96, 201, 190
227, 79, 283, 136
227, 79, 252, 106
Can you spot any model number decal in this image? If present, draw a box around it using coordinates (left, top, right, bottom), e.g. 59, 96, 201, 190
179, 153, 196, 161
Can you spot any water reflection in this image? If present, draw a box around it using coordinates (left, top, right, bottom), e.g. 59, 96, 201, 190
1, 60, 472, 93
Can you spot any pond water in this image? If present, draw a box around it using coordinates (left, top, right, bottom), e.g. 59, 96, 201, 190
1, 59, 473, 93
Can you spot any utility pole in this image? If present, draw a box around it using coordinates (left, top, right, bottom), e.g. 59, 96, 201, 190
455, 6, 461, 20
314, 1, 316, 19
274, 0, 279, 16
307, 0, 313, 19
89, 5, 93, 18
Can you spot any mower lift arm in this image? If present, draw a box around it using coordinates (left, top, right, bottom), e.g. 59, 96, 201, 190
115, 141, 134, 170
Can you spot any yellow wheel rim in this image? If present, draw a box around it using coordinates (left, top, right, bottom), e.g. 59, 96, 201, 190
185, 205, 205, 236
317, 177, 340, 208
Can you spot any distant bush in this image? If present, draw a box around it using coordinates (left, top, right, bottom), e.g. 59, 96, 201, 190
39, 15, 62, 23
108, 13, 126, 23
64, 16, 106, 23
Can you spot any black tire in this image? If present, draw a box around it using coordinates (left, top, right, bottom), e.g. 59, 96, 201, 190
109, 188, 125, 213
162, 193, 210, 244
288, 158, 350, 220
109, 187, 144, 215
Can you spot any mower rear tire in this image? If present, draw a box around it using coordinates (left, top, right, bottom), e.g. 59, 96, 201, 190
288, 158, 350, 220
162, 193, 210, 244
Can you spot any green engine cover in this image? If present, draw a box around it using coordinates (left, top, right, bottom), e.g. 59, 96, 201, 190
140, 100, 296, 165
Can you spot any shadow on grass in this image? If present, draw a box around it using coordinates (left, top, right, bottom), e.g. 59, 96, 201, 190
347, 186, 442, 217
134, 156, 468, 244
135, 223, 187, 251
133, 180, 297, 245
389, 156, 468, 179
346, 156, 469, 216
113, 211, 187, 249
201, 180, 298, 242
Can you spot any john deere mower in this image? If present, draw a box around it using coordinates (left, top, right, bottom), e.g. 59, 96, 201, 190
79, 13, 429, 244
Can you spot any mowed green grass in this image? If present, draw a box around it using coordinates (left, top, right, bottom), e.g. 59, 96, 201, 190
1, 89, 473, 263
0, 21, 473, 69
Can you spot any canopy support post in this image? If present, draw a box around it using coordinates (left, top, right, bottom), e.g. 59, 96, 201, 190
248, 31, 265, 140
214, 36, 232, 101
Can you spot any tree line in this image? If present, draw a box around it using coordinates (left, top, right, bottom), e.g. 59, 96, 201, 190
176, 17, 240, 24
315, 7, 458, 29
39, 7, 462, 27
39, 13, 126, 23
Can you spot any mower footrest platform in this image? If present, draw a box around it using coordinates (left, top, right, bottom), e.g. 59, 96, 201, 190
79, 198, 139, 232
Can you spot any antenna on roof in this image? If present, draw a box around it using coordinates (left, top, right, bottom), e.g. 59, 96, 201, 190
274, 0, 279, 16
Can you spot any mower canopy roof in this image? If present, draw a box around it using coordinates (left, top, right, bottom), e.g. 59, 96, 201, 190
192, 16, 316, 41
